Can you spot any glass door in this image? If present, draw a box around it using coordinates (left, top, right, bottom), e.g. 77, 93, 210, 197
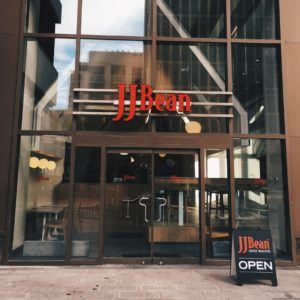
103, 149, 200, 264
104, 151, 152, 262
204, 149, 231, 260
152, 151, 200, 264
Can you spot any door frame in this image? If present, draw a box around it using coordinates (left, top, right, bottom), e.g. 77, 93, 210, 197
104, 148, 201, 265
70, 132, 233, 265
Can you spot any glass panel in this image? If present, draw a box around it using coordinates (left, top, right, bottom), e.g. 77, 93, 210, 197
76, 40, 151, 131
26, 0, 78, 34
233, 45, 283, 134
155, 95, 229, 134
11, 135, 71, 259
156, 43, 228, 133
0, 237, 3, 262
157, 0, 226, 38
153, 153, 200, 259
104, 153, 151, 258
81, 0, 151, 36
231, 0, 280, 39
71, 147, 101, 259
205, 149, 230, 259
297, 238, 300, 258
21, 38, 75, 131
234, 139, 290, 259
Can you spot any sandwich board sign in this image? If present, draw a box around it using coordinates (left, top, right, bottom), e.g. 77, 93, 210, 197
230, 229, 277, 286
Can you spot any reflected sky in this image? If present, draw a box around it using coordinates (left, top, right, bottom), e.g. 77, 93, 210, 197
54, 0, 78, 34
53, 39, 76, 109
81, 0, 147, 36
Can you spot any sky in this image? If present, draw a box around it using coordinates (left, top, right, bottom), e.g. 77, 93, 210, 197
51, 0, 147, 109
55, 0, 147, 35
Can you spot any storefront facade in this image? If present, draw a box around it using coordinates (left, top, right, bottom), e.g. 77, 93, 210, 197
0, 0, 299, 265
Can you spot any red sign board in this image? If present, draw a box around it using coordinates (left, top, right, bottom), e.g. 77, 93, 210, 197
113, 84, 191, 121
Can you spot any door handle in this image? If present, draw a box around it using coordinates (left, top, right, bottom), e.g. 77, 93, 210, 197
156, 197, 167, 222
139, 196, 150, 223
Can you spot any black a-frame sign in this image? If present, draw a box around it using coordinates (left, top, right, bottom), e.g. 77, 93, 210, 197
230, 229, 278, 286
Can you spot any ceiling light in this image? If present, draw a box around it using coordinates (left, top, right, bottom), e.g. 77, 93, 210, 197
130, 157, 135, 163
120, 152, 128, 156
159, 153, 167, 158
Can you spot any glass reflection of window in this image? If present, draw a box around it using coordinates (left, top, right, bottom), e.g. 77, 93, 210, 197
234, 139, 290, 259
155, 43, 229, 133
205, 150, 230, 259
26, 0, 78, 34
76, 40, 151, 132
81, 0, 151, 36
111, 65, 126, 89
231, 0, 280, 40
233, 45, 283, 134
157, 0, 226, 38
21, 39, 76, 131
11, 135, 71, 259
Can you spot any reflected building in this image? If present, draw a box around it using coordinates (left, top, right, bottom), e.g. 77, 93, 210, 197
0, 0, 299, 266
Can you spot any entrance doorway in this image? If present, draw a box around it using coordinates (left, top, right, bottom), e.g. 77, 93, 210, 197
71, 146, 231, 264
104, 150, 200, 264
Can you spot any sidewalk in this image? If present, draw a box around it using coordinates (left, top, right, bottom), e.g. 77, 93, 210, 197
0, 265, 299, 300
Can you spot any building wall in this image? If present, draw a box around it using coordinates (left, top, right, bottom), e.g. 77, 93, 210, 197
0, 0, 22, 237
0, 0, 299, 263
281, 0, 300, 251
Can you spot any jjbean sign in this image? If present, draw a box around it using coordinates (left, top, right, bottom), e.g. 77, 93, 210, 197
230, 229, 278, 286
113, 84, 192, 121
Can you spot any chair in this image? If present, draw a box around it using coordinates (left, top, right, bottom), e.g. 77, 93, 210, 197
43, 210, 67, 241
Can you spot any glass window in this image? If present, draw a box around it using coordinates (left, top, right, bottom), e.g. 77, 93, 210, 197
153, 153, 200, 259
26, 0, 78, 34
155, 43, 229, 133
11, 135, 71, 259
205, 149, 230, 259
231, 0, 280, 39
0, 237, 3, 262
234, 139, 290, 259
157, 43, 226, 91
21, 38, 76, 131
233, 45, 284, 134
71, 147, 101, 259
81, 0, 151, 36
76, 40, 151, 131
157, 0, 226, 38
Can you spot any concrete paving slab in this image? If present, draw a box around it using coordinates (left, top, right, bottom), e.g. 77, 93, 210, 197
0, 266, 299, 299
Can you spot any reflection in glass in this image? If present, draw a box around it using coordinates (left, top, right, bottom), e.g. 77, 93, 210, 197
157, 43, 226, 91
157, 0, 226, 38
104, 153, 151, 258
76, 40, 151, 131
231, 0, 279, 39
156, 43, 228, 133
233, 45, 283, 134
21, 39, 76, 131
71, 148, 101, 259
234, 139, 290, 259
81, 0, 151, 36
153, 153, 200, 259
205, 149, 230, 259
11, 135, 71, 259
0, 237, 3, 261
26, 0, 78, 34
